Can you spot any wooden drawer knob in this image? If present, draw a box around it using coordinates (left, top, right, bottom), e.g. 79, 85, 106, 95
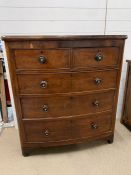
91, 123, 98, 129
95, 78, 102, 85
95, 54, 103, 61
42, 105, 48, 112
39, 56, 46, 64
40, 80, 47, 88
93, 100, 100, 107
43, 129, 50, 136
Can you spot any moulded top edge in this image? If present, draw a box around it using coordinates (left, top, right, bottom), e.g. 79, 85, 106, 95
1, 35, 128, 41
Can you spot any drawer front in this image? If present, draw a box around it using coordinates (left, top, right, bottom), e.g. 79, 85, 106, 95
17, 73, 71, 94
73, 47, 119, 68
21, 96, 71, 118
21, 91, 114, 119
72, 69, 117, 92
23, 112, 112, 143
71, 91, 114, 115
14, 49, 70, 70
24, 119, 72, 142
72, 113, 112, 138
17, 70, 117, 94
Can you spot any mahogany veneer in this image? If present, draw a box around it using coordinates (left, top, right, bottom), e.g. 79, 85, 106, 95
2, 35, 127, 156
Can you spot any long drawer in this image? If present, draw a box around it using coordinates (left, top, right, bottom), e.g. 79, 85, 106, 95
17, 70, 117, 94
23, 112, 112, 143
73, 47, 119, 68
20, 90, 115, 118
14, 49, 70, 70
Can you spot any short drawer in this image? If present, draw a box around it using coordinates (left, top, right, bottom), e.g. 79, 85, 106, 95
23, 119, 72, 142
71, 112, 112, 139
17, 73, 71, 94
14, 49, 70, 70
21, 91, 114, 119
73, 47, 119, 68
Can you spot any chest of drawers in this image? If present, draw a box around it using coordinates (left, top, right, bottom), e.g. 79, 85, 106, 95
2, 35, 127, 156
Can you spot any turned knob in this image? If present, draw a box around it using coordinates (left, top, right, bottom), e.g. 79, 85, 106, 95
91, 123, 98, 129
95, 54, 103, 61
40, 80, 47, 88
39, 56, 46, 64
93, 100, 100, 107
95, 78, 102, 85
43, 129, 49, 136
42, 105, 48, 112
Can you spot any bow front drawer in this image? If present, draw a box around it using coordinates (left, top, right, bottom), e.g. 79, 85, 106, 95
14, 49, 70, 70
17, 70, 117, 94
23, 112, 112, 143
21, 90, 114, 119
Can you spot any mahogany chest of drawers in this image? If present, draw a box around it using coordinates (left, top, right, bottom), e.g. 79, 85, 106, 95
2, 35, 127, 156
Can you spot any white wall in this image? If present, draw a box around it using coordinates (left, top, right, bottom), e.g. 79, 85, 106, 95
0, 0, 106, 34
0, 0, 130, 120
106, 0, 131, 117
